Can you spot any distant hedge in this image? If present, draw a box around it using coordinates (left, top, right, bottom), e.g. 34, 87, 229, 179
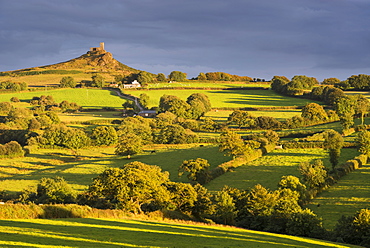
280, 141, 356, 149
209, 143, 275, 179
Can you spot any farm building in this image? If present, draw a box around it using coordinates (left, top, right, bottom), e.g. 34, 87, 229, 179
137, 110, 156, 118
123, 80, 141, 89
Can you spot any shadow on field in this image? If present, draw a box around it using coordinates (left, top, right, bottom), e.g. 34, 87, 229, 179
208, 89, 310, 107
0, 218, 344, 247
268, 152, 322, 157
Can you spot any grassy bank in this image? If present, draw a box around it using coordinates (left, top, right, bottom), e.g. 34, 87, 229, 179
0, 218, 358, 247
0, 144, 230, 193
206, 148, 359, 192
307, 163, 370, 230
126, 89, 319, 109
0, 88, 126, 109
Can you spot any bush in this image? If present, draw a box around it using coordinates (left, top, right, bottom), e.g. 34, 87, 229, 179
286, 209, 325, 238
355, 154, 368, 166
30, 177, 76, 204
10, 97, 20, 102
334, 209, 370, 246
209, 148, 264, 180
0, 141, 25, 158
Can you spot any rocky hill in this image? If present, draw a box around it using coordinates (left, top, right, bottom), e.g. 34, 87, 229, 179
0, 44, 141, 86
43, 48, 139, 74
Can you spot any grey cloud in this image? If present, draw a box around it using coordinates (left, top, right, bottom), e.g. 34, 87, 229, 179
1, 0, 370, 80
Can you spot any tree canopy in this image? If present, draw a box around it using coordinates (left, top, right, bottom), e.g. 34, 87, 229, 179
88, 162, 170, 213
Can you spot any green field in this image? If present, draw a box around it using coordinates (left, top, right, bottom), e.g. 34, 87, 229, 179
58, 111, 122, 123
0, 144, 230, 193
0, 88, 126, 109
144, 81, 270, 89
0, 218, 358, 248
126, 89, 319, 109
206, 148, 359, 192
205, 109, 302, 122
307, 163, 370, 230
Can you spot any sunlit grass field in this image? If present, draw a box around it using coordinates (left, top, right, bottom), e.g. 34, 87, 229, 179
58, 111, 122, 123
204, 109, 302, 122
206, 148, 359, 192
307, 163, 370, 230
126, 89, 320, 109
0, 144, 230, 193
0, 88, 126, 109
144, 81, 270, 89
0, 218, 358, 248
0, 72, 116, 87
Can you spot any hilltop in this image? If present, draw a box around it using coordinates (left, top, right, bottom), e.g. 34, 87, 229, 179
0, 42, 141, 87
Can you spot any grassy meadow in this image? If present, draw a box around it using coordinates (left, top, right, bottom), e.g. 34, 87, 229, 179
204, 109, 302, 122
307, 163, 370, 230
0, 71, 117, 87
58, 111, 122, 123
0, 88, 126, 109
144, 81, 270, 89
206, 148, 359, 192
126, 89, 319, 109
0, 144, 230, 193
0, 218, 358, 248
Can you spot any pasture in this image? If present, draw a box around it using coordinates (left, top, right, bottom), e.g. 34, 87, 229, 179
0, 144, 230, 193
0, 72, 116, 87
58, 111, 121, 123
126, 89, 320, 109
204, 109, 302, 122
307, 163, 370, 230
144, 81, 270, 89
206, 148, 359, 192
0, 218, 358, 248
0, 88, 126, 109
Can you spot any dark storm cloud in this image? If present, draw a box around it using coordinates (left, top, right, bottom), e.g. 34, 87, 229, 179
1, 0, 370, 80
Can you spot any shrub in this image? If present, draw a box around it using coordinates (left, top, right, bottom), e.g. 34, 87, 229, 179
286, 209, 325, 238
23, 177, 76, 204
335, 209, 370, 246
10, 97, 20, 102
0, 141, 25, 158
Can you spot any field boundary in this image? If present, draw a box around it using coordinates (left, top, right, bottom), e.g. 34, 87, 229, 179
209, 144, 276, 181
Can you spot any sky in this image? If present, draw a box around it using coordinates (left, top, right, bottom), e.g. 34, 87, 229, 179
1, 0, 370, 81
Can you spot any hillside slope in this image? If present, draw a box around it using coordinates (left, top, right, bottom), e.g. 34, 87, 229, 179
0, 218, 359, 247
0, 45, 140, 87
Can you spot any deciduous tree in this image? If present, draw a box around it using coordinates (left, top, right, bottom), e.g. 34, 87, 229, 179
228, 110, 255, 128
87, 162, 170, 213
169, 71, 187, 81
137, 71, 153, 85
91, 126, 118, 146
356, 130, 370, 156
178, 158, 211, 184
219, 130, 250, 158
335, 96, 355, 131
139, 93, 150, 109
59, 76, 76, 88
299, 159, 327, 189
159, 95, 190, 118
323, 129, 344, 169
115, 133, 143, 158
34, 176, 76, 204
301, 103, 328, 123
156, 73, 167, 82
354, 94, 370, 125
91, 74, 105, 87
